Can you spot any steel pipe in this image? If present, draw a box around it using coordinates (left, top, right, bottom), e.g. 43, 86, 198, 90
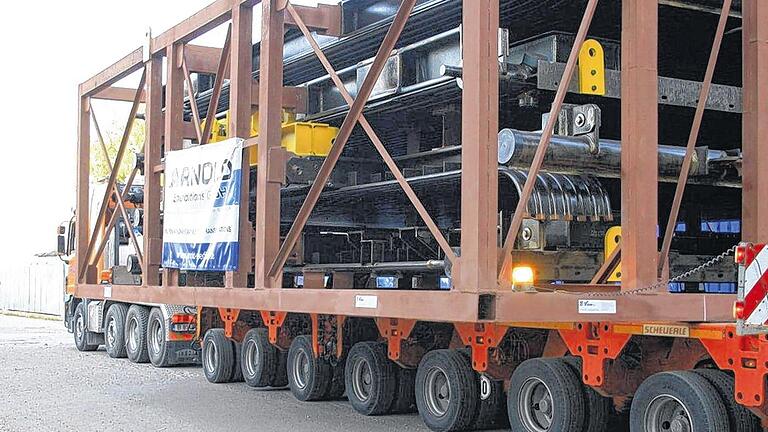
497, 129, 738, 186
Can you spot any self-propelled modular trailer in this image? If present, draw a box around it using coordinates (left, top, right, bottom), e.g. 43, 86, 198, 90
69, 0, 768, 431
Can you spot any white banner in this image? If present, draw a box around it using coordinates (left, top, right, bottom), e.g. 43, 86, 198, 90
161, 138, 243, 271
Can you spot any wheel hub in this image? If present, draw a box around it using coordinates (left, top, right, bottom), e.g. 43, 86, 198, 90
644, 394, 693, 432
519, 377, 554, 432
425, 367, 451, 417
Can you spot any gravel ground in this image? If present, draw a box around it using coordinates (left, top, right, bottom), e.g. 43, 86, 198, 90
0, 314, 433, 432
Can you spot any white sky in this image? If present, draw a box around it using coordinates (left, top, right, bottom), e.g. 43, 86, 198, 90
0, 0, 330, 264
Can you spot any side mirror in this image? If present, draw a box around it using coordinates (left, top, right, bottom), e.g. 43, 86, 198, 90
57, 234, 66, 255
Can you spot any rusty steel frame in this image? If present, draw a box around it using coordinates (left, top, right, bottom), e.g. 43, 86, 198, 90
74, 0, 763, 328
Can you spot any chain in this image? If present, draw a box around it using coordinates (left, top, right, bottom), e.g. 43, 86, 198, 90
536, 244, 738, 297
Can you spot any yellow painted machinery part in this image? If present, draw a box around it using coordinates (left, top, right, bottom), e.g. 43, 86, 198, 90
578, 39, 606, 96
204, 110, 338, 166
605, 226, 622, 282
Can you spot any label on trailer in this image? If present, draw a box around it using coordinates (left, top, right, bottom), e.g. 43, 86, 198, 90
642, 324, 690, 338
103, 285, 112, 298
161, 138, 244, 271
578, 299, 616, 314
355, 295, 378, 309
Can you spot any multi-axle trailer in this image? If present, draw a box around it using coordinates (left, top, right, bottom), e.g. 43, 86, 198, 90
69, 0, 768, 430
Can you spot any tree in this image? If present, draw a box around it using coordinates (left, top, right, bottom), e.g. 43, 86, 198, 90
90, 116, 146, 183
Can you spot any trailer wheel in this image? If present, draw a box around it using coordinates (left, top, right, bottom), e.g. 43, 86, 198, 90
507, 358, 585, 432
391, 367, 417, 414
415, 349, 479, 432
202, 329, 235, 383
147, 308, 172, 367
563, 356, 611, 432
287, 335, 332, 401
694, 369, 761, 432
629, 371, 729, 432
241, 328, 280, 387
104, 303, 128, 358
345, 342, 396, 415
74, 302, 98, 352
125, 305, 150, 363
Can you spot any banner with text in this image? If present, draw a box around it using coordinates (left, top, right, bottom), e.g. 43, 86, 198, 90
162, 138, 243, 271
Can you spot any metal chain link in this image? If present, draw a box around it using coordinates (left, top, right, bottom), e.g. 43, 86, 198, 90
537, 244, 738, 297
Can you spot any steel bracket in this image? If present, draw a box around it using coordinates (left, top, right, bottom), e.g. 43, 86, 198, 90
700, 326, 768, 408
218, 307, 240, 338
375, 318, 417, 362
259, 310, 288, 344
559, 322, 632, 388
454, 323, 508, 372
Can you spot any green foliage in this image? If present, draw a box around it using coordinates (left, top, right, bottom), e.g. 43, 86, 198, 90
90, 119, 146, 182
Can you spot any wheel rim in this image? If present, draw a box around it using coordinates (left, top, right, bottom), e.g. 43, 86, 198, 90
148, 317, 162, 356
292, 349, 310, 390
424, 366, 450, 417
351, 357, 373, 402
518, 377, 554, 432
205, 339, 219, 374
106, 317, 116, 348
244, 339, 260, 378
75, 313, 85, 343
127, 317, 139, 352
644, 394, 693, 432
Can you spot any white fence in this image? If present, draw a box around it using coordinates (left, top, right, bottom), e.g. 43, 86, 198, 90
0, 257, 65, 317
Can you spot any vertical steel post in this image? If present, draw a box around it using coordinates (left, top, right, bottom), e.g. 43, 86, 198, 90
76, 93, 93, 283
457, 0, 499, 292
742, 0, 768, 243
226, 3, 253, 288
143, 55, 163, 286
254, 0, 285, 289
621, 0, 659, 290
163, 43, 185, 287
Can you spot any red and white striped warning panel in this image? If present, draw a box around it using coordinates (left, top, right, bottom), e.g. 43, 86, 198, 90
735, 243, 768, 334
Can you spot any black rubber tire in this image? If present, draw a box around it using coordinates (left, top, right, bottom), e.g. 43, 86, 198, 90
230, 341, 244, 382
202, 329, 235, 384
415, 349, 479, 432
507, 357, 586, 432
104, 303, 128, 357
241, 328, 279, 387
272, 349, 289, 387
391, 367, 417, 414
563, 356, 611, 432
629, 371, 729, 432
74, 302, 98, 352
344, 342, 396, 415
327, 359, 347, 400
125, 305, 150, 363
695, 369, 762, 432
473, 374, 508, 430
287, 335, 332, 401
147, 308, 173, 367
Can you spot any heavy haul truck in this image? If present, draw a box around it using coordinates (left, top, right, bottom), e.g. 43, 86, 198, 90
69, 0, 768, 430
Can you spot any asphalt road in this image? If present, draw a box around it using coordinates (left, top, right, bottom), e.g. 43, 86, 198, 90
0, 314, 432, 432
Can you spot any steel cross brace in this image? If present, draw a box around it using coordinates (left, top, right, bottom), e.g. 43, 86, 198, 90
267, 0, 420, 279
181, 55, 204, 144
200, 24, 233, 146
283, 1, 456, 265
558, 322, 632, 388
79, 68, 146, 281
498, 0, 600, 283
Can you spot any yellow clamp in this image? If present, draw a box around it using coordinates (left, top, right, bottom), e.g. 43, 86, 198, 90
578, 39, 606, 96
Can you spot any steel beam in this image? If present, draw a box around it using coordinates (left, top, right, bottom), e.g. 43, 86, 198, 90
742, 0, 768, 243
226, 3, 253, 288
79, 48, 144, 97
92, 86, 146, 103
620, 0, 659, 291
163, 43, 185, 288
284, 3, 341, 36
200, 25, 233, 146
143, 56, 164, 286
458, 0, 500, 292
76, 96, 92, 283
254, 0, 285, 289
183, 44, 228, 76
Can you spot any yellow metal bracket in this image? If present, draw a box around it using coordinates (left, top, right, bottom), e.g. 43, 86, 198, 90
578, 39, 606, 96
604, 226, 621, 282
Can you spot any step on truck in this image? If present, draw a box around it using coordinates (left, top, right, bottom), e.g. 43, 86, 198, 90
69, 0, 768, 431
